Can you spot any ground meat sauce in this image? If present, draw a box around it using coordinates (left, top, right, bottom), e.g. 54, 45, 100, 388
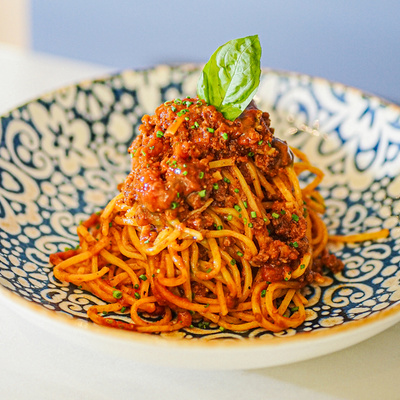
122, 98, 287, 213
121, 97, 342, 282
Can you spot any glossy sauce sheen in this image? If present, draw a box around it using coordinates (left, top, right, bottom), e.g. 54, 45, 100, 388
123, 99, 291, 217
120, 98, 320, 282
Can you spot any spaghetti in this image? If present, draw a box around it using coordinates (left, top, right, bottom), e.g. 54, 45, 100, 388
50, 98, 389, 334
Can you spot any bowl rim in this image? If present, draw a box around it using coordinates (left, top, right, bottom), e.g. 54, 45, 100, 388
1, 63, 399, 120
1, 282, 399, 351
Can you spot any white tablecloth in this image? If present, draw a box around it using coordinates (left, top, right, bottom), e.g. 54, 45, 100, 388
0, 43, 399, 400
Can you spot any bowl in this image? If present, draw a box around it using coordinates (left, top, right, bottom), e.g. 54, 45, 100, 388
0, 64, 399, 369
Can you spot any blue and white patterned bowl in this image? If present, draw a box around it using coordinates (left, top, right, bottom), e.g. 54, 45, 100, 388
0, 65, 399, 369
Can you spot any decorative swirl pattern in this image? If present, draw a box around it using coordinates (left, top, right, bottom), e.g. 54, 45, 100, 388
0, 65, 399, 339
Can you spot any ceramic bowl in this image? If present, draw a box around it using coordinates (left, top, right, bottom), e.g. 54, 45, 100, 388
0, 65, 399, 369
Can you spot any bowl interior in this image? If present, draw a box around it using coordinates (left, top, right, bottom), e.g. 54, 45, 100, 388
0, 65, 399, 341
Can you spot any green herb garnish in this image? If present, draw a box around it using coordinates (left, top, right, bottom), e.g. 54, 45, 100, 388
113, 290, 123, 299
197, 35, 262, 121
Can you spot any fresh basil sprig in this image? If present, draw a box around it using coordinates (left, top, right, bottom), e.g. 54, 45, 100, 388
197, 35, 262, 121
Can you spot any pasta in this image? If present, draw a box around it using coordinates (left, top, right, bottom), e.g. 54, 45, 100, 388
50, 97, 389, 334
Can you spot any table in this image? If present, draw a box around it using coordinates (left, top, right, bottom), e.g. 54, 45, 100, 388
0, 43, 399, 400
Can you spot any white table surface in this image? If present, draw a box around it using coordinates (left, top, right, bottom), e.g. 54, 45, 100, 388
0, 43, 399, 400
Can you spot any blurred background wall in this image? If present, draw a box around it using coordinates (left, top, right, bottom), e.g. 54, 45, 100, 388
1, 0, 400, 103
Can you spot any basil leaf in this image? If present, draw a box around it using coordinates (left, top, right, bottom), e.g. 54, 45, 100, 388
197, 35, 262, 121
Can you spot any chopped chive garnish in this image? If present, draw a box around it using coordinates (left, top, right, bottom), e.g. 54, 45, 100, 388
263, 217, 268, 223
237, 251, 244, 257
174, 98, 182, 105
198, 189, 206, 198
223, 177, 230, 184
185, 116, 189, 121
291, 306, 299, 312
206, 268, 212, 273
213, 183, 219, 190
300, 264, 305, 269
109, 222, 112, 227
292, 214, 299, 222
261, 289, 266, 298
171, 106, 177, 112
204, 303, 210, 308
272, 212, 280, 219
280, 209, 286, 215
207, 127, 215, 133
230, 259, 236, 265
149, 146, 154, 150
156, 130, 164, 138
177, 109, 189, 116
199, 171, 204, 179
292, 241, 299, 248
243, 201, 248, 208
251, 211, 257, 218
121, 306, 127, 313
258, 140, 263, 145
171, 202, 179, 209
217, 225, 223, 230
182, 171, 188, 176
234, 205, 241, 212
139, 274, 147, 281
222, 132, 229, 140
144, 239, 150, 244
219, 326, 225, 331
234, 188, 239, 193
134, 292, 141, 299
248, 151, 254, 157
268, 141, 272, 147
248, 223, 253, 228
177, 192, 180, 198
227, 215, 233, 221
113, 290, 123, 299
141, 150, 146, 156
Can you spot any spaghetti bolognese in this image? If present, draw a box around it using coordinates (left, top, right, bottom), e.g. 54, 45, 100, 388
49, 36, 388, 334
